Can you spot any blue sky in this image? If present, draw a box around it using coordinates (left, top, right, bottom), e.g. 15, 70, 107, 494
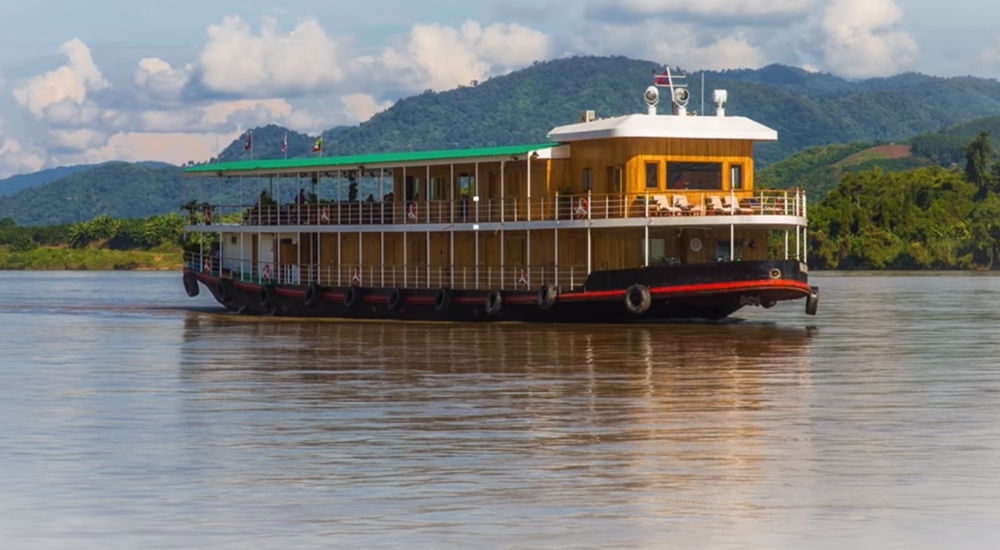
0, 0, 998, 178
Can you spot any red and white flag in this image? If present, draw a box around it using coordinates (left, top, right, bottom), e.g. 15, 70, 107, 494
243, 131, 252, 151
281, 132, 287, 153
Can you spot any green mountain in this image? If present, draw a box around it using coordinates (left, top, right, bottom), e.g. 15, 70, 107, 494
0, 165, 98, 197
0, 162, 185, 226
759, 115, 1000, 200
7, 56, 1000, 225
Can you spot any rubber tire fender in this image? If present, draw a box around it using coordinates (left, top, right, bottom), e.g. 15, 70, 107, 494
805, 286, 819, 316
183, 271, 199, 297
434, 287, 454, 312
624, 284, 652, 315
387, 287, 403, 311
536, 284, 558, 310
485, 290, 503, 316
304, 283, 324, 308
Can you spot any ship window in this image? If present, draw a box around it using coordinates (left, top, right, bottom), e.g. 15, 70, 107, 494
731, 164, 744, 190
645, 162, 659, 189
405, 175, 420, 201
429, 176, 447, 200
608, 166, 623, 193
458, 173, 474, 199
582, 168, 592, 192
668, 162, 722, 190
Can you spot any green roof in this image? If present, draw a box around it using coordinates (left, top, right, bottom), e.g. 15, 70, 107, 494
184, 142, 561, 176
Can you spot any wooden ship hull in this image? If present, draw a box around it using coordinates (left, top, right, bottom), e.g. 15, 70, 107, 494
181, 67, 819, 322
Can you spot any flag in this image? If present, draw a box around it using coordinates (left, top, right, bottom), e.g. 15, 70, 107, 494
654, 69, 670, 87
312, 136, 323, 153
243, 131, 252, 151
281, 132, 287, 153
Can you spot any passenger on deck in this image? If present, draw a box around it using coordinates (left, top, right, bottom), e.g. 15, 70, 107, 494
295, 188, 307, 204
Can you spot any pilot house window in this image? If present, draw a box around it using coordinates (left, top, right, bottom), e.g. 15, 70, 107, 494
645, 162, 659, 189
667, 162, 722, 190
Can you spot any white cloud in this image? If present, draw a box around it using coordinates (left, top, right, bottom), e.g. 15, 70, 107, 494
370, 20, 552, 92
818, 0, 917, 77
198, 15, 351, 96
47, 128, 108, 151
0, 137, 46, 179
134, 57, 191, 102
573, 20, 766, 70
591, 0, 816, 19
11, 38, 109, 118
340, 94, 394, 124
981, 37, 1000, 66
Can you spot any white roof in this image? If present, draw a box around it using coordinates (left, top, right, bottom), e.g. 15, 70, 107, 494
547, 113, 778, 142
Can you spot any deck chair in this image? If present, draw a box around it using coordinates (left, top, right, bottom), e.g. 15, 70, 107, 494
722, 195, 754, 214
707, 195, 731, 215
672, 194, 705, 215
652, 194, 682, 216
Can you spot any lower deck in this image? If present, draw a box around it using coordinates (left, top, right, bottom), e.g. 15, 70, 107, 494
195, 225, 804, 292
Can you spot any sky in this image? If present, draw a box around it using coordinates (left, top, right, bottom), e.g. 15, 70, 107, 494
0, 0, 999, 178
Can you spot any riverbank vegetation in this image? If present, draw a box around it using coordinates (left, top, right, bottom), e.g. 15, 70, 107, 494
0, 213, 185, 270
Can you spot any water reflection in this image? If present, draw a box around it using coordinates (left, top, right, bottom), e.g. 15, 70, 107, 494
176, 314, 814, 543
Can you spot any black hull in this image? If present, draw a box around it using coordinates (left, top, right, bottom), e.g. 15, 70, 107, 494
184, 260, 815, 322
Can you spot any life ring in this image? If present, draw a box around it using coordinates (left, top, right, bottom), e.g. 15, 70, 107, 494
343, 286, 363, 309
516, 268, 529, 289
407, 203, 417, 221
537, 283, 558, 310
689, 237, 703, 253
434, 287, 453, 312
485, 290, 503, 316
202, 256, 212, 273
260, 284, 276, 309
218, 277, 234, 304
805, 286, 819, 316
574, 197, 589, 219
624, 284, 651, 315
304, 282, 324, 308
319, 206, 330, 223
261, 263, 272, 281
350, 267, 362, 286
183, 271, 199, 297
387, 287, 403, 311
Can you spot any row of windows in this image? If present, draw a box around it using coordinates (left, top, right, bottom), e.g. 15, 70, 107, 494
644, 161, 742, 191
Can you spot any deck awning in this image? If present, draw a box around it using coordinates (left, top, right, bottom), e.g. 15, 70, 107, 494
183, 143, 567, 177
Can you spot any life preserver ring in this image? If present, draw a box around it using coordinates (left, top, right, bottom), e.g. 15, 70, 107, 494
202, 256, 212, 273
805, 286, 819, 316
537, 283, 558, 310
516, 268, 529, 289
218, 277, 234, 304
407, 203, 417, 221
319, 206, 330, 223
689, 238, 703, 253
574, 197, 589, 219
387, 287, 403, 310
350, 267, 361, 286
343, 286, 363, 309
183, 271, 199, 297
260, 284, 276, 309
485, 290, 503, 316
624, 284, 651, 315
261, 263, 271, 281
304, 282, 323, 307
434, 287, 453, 312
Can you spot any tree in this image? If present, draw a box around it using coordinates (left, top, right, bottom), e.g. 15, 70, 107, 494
963, 131, 993, 198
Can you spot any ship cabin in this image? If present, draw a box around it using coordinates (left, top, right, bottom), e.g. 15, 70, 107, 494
182, 86, 807, 294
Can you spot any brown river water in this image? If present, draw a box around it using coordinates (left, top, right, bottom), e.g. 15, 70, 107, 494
1, 271, 999, 549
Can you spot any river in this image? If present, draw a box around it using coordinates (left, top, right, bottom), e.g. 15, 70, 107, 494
1, 271, 999, 549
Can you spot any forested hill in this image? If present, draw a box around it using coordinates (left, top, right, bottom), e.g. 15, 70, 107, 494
311, 57, 1000, 167
0, 163, 184, 226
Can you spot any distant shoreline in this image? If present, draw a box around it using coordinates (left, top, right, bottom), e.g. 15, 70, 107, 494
0, 247, 183, 271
